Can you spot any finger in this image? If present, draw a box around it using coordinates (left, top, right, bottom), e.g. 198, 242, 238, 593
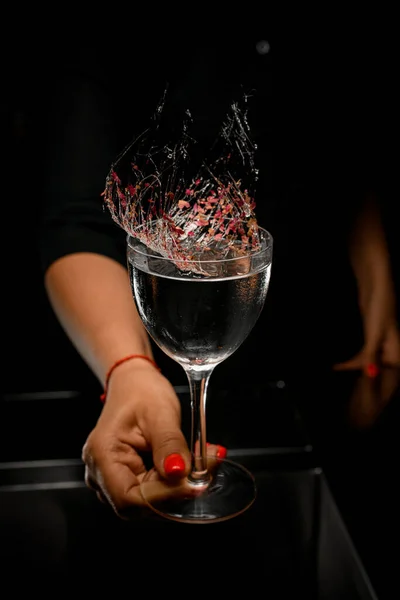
382, 360, 400, 368
96, 490, 108, 504
206, 442, 227, 460
196, 441, 227, 461
333, 350, 377, 371
364, 363, 380, 377
187, 441, 228, 479
84, 469, 110, 505
334, 356, 381, 379
140, 443, 229, 507
147, 410, 191, 481
204, 442, 228, 472
97, 453, 148, 516
381, 355, 400, 368
84, 467, 100, 492
333, 357, 365, 371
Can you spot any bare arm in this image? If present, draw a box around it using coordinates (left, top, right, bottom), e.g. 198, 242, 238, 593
334, 192, 400, 370
44, 252, 154, 385
349, 192, 396, 353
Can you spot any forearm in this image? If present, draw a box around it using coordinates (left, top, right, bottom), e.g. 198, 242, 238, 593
349, 193, 397, 347
44, 252, 154, 385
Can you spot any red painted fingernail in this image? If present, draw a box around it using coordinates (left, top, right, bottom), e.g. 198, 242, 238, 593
216, 445, 227, 460
164, 453, 186, 475
365, 363, 379, 378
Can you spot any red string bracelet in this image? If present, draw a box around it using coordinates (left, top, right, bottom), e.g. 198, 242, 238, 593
100, 354, 161, 403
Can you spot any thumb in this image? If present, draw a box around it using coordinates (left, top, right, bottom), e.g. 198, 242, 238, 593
149, 412, 191, 481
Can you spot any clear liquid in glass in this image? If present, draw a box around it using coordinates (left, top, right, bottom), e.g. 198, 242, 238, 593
128, 260, 271, 367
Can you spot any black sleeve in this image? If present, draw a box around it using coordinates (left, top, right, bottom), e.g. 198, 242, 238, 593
38, 46, 127, 275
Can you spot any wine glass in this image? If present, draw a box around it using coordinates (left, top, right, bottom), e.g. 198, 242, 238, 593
127, 223, 273, 523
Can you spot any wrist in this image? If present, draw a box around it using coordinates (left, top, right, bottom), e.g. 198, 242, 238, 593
100, 354, 161, 403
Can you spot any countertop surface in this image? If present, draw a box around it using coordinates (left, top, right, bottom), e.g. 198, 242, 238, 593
294, 368, 400, 600
1, 370, 399, 598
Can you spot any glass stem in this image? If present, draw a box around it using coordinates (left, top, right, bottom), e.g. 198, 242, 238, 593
184, 366, 215, 486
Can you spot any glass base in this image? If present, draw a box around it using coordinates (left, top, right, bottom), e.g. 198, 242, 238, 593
140, 457, 256, 524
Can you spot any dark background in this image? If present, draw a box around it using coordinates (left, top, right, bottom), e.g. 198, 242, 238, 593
1, 15, 399, 599
2, 23, 399, 393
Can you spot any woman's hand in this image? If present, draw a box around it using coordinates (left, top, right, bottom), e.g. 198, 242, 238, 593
82, 361, 223, 517
333, 321, 400, 374
333, 260, 400, 373
334, 193, 400, 374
